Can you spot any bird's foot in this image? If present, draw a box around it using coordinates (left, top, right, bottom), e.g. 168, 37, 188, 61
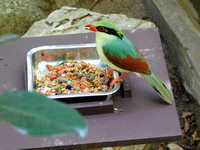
108, 68, 114, 78
110, 72, 131, 89
110, 78, 123, 90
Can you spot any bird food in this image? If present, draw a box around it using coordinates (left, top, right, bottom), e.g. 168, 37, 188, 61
34, 60, 112, 96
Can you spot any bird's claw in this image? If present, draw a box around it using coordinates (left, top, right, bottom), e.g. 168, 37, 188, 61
110, 78, 123, 89
108, 68, 114, 78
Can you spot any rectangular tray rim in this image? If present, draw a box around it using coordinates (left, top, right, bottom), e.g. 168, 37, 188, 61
27, 43, 120, 99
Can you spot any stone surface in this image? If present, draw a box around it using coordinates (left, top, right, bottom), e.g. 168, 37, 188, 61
0, 0, 152, 36
22, 6, 155, 37
145, 0, 200, 104
53, 0, 80, 8
101, 144, 153, 150
0, 0, 84, 36
177, 0, 200, 32
167, 143, 183, 150
0, 0, 47, 35
67, 0, 151, 19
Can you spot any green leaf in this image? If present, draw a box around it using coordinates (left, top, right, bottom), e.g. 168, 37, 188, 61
0, 91, 87, 137
0, 33, 19, 45
59, 60, 68, 66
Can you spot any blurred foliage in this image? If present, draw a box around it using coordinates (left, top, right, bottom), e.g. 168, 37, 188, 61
0, 33, 19, 45
0, 91, 87, 137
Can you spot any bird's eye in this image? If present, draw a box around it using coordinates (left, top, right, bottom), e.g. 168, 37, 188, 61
98, 26, 105, 31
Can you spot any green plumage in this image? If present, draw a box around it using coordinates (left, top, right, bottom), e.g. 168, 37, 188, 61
102, 36, 142, 60
87, 21, 174, 104
141, 73, 173, 104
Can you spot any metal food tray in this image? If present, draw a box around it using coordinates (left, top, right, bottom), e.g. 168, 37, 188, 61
27, 43, 120, 101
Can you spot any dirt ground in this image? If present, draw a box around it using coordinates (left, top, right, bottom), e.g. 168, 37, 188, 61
73, 0, 200, 149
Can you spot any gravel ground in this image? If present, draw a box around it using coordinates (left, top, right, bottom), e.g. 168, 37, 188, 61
162, 42, 200, 149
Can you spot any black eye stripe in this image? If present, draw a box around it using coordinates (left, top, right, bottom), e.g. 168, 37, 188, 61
96, 26, 123, 39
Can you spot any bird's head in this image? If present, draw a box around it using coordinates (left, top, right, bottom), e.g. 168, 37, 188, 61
85, 21, 124, 39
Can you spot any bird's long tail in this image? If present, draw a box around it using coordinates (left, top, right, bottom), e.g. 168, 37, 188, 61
140, 72, 173, 104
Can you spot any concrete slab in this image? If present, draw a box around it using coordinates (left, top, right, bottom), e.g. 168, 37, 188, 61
145, 0, 200, 104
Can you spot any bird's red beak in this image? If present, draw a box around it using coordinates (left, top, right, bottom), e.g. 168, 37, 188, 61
85, 24, 97, 32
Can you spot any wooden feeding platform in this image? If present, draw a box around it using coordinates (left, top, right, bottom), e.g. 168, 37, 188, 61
0, 28, 182, 150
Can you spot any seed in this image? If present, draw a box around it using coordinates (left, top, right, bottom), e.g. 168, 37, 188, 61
100, 78, 105, 82
66, 84, 72, 90
58, 80, 62, 84
67, 80, 71, 84
61, 78, 68, 83
77, 73, 82, 78
83, 87, 89, 93
86, 74, 90, 78
66, 63, 72, 67
100, 73, 105, 77
89, 76, 95, 81
56, 73, 61, 78
59, 86, 63, 89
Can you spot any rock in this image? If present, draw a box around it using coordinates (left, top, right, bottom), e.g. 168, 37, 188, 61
53, 0, 80, 8
22, 6, 155, 37
0, 0, 48, 35
197, 142, 200, 150
145, 0, 200, 104
0, 0, 88, 36
0, 0, 81, 35
167, 143, 183, 150
102, 144, 153, 150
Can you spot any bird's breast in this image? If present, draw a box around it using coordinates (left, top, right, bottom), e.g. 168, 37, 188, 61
95, 32, 131, 72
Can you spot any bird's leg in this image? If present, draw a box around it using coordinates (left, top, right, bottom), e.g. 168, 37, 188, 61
108, 68, 114, 78
110, 72, 131, 89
